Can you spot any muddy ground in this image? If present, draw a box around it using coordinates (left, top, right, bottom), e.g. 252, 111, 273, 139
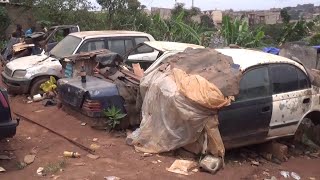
0, 80, 320, 180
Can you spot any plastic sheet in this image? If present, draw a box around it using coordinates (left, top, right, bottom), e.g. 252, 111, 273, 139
128, 48, 241, 158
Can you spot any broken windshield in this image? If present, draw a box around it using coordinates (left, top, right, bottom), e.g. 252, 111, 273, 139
50, 35, 81, 58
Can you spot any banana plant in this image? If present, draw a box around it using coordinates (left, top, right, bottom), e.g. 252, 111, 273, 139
221, 16, 265, 48
148, 11, 211, 45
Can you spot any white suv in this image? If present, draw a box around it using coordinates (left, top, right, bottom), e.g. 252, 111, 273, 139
2, 31, 156, 95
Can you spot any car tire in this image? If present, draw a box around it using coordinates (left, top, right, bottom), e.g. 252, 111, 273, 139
29, 77, 50, 96
295, 118, 320, 146
294, 118, 312, 140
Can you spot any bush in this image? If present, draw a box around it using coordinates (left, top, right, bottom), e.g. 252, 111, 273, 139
309, 34, 320, 46
0, 6, 10, 39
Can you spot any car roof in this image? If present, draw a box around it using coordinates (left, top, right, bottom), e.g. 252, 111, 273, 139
216, 48, 305, 71
49, 25, 78, 30
70, 31, 154, 39
144, 41, 204, 52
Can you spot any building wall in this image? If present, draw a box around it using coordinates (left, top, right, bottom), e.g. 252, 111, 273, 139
151, 7, 172, 20
211, 10, 223, 24
224, 10, 281, 25
0, 3, 36, 38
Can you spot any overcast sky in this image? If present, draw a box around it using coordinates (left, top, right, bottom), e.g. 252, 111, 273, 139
91, 0, 320, 11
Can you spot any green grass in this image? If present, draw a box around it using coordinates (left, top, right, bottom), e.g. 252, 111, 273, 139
43, 159, 66, 174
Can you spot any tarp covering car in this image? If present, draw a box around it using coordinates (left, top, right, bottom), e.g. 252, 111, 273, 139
128, 48, 241, 159
262, 47, 280, 55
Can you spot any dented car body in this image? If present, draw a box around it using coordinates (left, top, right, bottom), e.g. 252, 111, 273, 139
58, 46, 319, 150
57, 42, 205, 118
2, 31, 155, 95
216, 49, 320, 149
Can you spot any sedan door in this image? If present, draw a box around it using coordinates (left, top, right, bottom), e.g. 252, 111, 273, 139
267, 64, 312, 138
218, 66, 273, 149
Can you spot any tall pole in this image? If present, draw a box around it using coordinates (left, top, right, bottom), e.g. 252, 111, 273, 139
192, 0, 194, 7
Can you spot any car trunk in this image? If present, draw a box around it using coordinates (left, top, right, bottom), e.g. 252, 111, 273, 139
57, 76, 125, 118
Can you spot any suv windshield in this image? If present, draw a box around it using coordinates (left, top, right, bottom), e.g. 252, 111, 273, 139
50, 35, 81, 58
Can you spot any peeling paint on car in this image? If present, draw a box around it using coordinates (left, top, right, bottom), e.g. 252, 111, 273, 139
268, 89, 312, 137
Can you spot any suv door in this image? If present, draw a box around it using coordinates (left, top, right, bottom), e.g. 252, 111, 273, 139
218, 66, 273, 148
106, 38, 134, 56
77, 38, 106, 53
267, 64, 311, 137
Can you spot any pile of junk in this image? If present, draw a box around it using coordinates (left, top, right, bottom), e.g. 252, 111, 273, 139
0, 33, 43, 64
1, 25, 79, 64
57, 48, 242, 174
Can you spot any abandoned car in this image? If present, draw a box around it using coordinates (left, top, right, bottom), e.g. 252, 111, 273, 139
61, 48, 320, 149
57, 41, 204, 120
0, 87, 18, 139
0, 25, 80, 63
1, 31, 155, 96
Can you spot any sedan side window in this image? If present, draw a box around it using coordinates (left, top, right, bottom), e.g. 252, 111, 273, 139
297, 68, 311, 89
269, 64, 302, 94
237, 66, 270, 101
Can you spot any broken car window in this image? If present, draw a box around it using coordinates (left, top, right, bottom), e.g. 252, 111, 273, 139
270, 64, 300, 94
237, 66, 270, 101
50, 35, 82, 58
135, 37, 153, 54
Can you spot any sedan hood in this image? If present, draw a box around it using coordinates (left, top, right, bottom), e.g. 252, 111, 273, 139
6, 54, 56, 71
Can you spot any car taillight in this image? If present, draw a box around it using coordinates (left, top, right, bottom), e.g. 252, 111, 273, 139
0, 92, 8, 108
82, 99, 102, 113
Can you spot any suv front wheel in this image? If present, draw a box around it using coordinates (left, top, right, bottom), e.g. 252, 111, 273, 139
29, 76, 50, 96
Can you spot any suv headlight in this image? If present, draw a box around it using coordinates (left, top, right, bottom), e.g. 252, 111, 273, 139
13, 70, 27, 79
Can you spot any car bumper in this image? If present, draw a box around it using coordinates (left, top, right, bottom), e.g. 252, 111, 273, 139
0, 120, 19, 139
1, 72, 31, 94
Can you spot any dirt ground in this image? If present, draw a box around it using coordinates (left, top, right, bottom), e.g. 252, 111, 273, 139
0, 77, 320, 180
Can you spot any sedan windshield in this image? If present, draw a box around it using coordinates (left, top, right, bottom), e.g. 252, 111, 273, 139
50, 35, 81, 58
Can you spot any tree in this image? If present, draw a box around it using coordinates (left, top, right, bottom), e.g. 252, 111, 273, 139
171, 3, 201, 23
0, 6, 10, 46
309, 34, 320, 46
200, 15, 215, 29
281, 9, 291, 24
279, 19, 310, 45
0, 6, 10, 32
97, 0, 143, 28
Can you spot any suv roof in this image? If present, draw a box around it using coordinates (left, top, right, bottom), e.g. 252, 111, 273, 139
144, 41, 204, 52
216, 49, 304, 71
70, 31, 154, 39
49, 25, 78, 30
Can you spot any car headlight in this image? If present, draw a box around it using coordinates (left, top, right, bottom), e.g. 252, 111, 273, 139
13, 70, 27, 79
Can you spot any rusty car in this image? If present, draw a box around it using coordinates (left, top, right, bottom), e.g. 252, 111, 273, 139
2, 31, 155, 96
60, 47, 320, 149
57, 41, 205, 122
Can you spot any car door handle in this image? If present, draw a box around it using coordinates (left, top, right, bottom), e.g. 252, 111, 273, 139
303, 98, 310, 104
261, 106, 271, 113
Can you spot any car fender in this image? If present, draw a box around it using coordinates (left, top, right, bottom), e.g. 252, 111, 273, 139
26, 60, 62, 79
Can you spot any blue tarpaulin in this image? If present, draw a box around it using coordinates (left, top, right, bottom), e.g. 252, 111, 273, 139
262, 47, 280, 55
313, 46, 320, 53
